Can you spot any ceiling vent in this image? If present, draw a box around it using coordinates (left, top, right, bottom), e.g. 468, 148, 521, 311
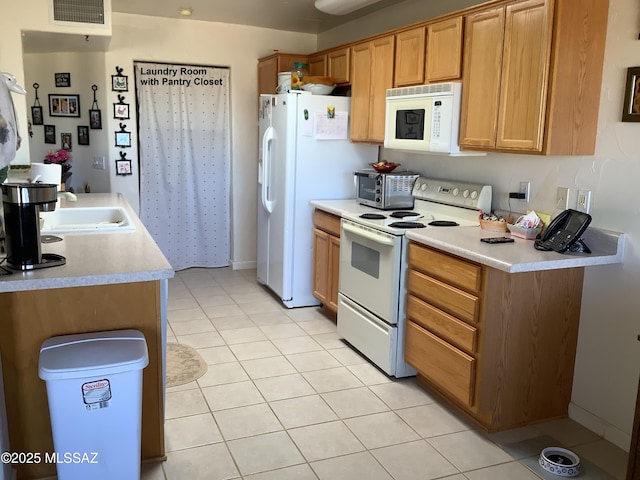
51, 0, 106, 25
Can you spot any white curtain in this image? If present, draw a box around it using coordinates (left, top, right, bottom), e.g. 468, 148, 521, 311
135, 62, 231, 270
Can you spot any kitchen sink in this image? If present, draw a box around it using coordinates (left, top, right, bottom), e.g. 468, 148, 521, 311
39, 206, 136, 234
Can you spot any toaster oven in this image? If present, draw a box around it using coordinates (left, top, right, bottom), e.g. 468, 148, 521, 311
355, 169, 419, 210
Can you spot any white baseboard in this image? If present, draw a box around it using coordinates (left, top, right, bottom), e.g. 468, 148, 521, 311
569, 402, 631, 452
229, 260, 256, 270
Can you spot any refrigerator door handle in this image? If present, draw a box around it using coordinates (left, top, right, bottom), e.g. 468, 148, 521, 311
262, 126, 275, 214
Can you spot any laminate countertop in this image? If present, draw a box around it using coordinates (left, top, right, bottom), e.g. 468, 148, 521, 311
0, 193, 174, 292
310, 199, 625, 273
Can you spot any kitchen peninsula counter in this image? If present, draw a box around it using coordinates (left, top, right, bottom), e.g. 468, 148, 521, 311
310, 199, 625, 272
0, 193, 173, 479
0, 193, 173, 292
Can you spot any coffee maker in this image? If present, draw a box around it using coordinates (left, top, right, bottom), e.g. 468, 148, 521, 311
1, 183, 66, 270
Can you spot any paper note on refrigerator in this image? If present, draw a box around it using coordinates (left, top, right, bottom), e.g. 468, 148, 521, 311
314, 111, 348, 140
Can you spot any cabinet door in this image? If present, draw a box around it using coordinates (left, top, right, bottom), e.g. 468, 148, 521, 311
459, 7, 505, 148
350, 42, 373, 142
328, 47, 351, 84
309, 53, 327, 76
394, 27, 426, 87
327, 236, 341, 312
258, 56, 279, 95
496, 0, 552, 151
369, 35, 395, 142
312, 228, 330, 304
426, 16, 463, 83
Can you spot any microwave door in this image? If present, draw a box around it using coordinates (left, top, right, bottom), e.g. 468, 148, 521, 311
384, 98, 433, 152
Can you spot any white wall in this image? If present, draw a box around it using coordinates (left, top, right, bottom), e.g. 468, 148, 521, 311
23, 52, 110, 193
370, 0, 639, 451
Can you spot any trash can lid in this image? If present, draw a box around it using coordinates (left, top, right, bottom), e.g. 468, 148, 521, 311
38, 329, 149, 381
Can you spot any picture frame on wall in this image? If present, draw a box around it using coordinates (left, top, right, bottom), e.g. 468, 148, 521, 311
89, 109, 102, 129
54, 72, 71, 87
113, 102, 130, 120
622, 66, 640, 122
31, 106, 43, 125
78, 126, 90, 146
49, 94, 80, 117
115, 131, 131, 148
61, 132, 72, 151
44, 125, 56, 144
112, 74, 128, 92
115, 159, 132, 175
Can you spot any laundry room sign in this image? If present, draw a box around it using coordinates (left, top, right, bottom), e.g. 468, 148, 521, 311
137, 66, 224, 87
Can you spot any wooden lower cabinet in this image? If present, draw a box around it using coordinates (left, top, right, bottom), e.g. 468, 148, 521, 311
0, 281, 164, 479
312, 210, 341, 313
406, 242, 585, 431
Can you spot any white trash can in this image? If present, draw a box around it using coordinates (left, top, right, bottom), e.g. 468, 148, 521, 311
38, 329, 149, 480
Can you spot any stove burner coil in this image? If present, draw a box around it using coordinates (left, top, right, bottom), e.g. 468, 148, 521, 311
428, 220, 459, 227
359, 213, 386, 220
388, 221, 426, 229
390, 211, 418, 218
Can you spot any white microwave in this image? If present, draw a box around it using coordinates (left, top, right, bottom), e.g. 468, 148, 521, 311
384, 82, 462, 154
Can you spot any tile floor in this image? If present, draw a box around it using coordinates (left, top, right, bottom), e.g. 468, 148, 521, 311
141, 267, 629, 480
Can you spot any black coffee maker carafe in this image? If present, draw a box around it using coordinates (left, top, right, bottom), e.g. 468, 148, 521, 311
1, 183, 66, 270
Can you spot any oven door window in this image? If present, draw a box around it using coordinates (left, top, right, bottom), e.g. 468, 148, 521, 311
395, 109, 425, 140
351, 242, 379, 279
339, 222, 401, 325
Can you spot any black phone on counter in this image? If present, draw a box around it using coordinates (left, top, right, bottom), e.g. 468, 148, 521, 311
534, 209, 592, 253
481, 236, 514, 244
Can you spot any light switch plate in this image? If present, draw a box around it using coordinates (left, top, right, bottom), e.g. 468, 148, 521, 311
92, 156, 105, 170
556, 187, 569, 210
577, 190, 591, 213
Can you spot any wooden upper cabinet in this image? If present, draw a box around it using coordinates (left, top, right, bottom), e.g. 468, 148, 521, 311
328, 47, 351, 84
460, 0, 608, 155
426, 16, 463, 83
350, 35, 395, 143
497, 0, 553, 151
460, 0, 552, 151
257, 53, 309, 94
308, 53, 327, 76
459, 7, 505, 149
394, 27, 426, 87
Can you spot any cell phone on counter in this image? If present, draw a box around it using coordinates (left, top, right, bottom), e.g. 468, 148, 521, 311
481, 236, 515, 244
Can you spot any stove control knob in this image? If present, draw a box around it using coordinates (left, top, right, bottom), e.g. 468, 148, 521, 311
470, 190, 478, 200
463, 189, 470, 198
452, 188, 460, 197
421, 183, 427, 191
376, 179, 382, 185
376, 197, 381, 203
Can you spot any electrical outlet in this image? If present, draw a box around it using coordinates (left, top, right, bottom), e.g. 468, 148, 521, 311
556, 187, 569, 210
577, 190, 592, 213
520, 181, 530, 202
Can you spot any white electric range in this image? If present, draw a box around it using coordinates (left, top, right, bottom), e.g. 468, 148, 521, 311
337, 177, 492, 377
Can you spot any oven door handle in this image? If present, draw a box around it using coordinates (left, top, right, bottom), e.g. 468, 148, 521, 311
342, 222, 395, 246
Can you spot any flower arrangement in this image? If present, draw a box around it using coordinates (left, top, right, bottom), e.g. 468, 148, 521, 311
44, 149, 71, 165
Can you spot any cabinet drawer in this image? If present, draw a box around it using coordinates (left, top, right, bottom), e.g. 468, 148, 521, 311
407, 294, 477, 354
405, 320, 475, 407
313, 209, 341, 237
407, 270, 478, 324
409, 243, 481, 294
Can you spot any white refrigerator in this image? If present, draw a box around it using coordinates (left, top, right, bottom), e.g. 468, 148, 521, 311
258, 92, 377, 308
